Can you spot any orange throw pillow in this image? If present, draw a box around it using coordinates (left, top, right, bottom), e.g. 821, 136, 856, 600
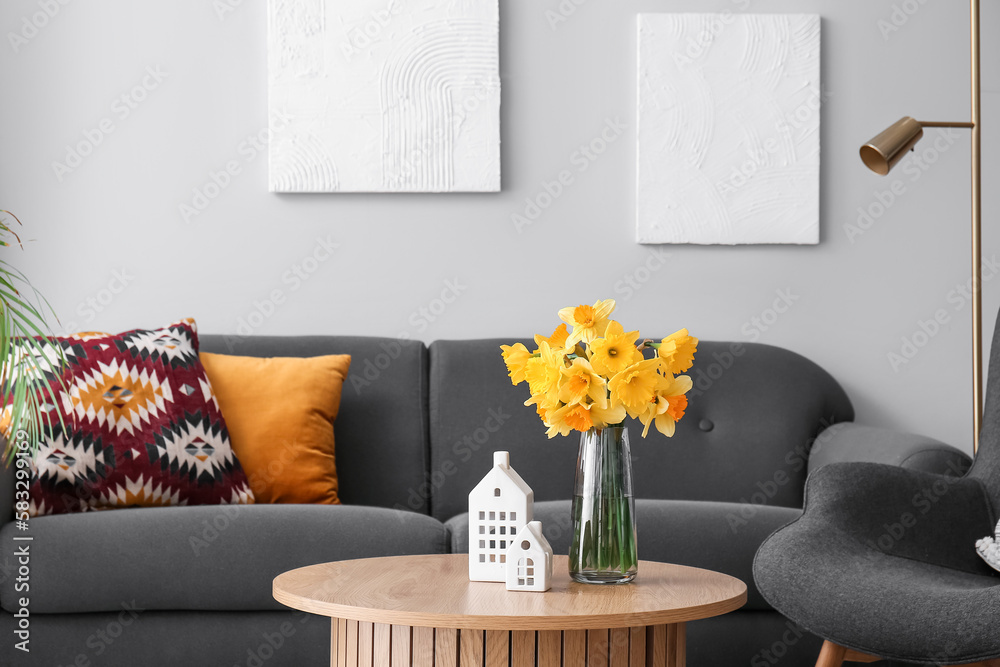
200, 352, 351, 504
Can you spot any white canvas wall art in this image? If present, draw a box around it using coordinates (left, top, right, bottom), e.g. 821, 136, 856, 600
268, 0, 501, 193
636, 14, 821, 245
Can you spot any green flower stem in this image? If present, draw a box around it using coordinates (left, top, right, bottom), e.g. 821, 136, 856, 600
531, 352, 582, 360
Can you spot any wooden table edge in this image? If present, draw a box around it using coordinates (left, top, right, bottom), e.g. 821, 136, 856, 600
273, 586, 747, 629
272, 555, 748, 630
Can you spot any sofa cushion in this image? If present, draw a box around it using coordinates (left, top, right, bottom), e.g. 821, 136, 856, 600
446, 499, 800, 611
201, 352, 351, 504
18, 319, 254, 516
0, 504, 448, 613
0, 610, 332, 667
200, 335, 429, 513
428, 339, 854, 521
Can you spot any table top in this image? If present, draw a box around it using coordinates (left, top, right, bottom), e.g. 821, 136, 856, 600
273, 555, 747, 630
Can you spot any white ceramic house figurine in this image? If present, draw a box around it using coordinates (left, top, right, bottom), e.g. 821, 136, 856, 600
505, 521, 553, 592
468, 451, 534, 582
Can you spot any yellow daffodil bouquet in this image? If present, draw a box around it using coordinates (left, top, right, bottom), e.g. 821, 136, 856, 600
500, 299, 697, 439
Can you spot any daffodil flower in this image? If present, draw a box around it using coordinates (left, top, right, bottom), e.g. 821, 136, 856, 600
501, 299, 695, 439
558, 299, 616, 347
657, 329, 699, 374
523, 341, 565, 403
589, 321, 643, 376
535, 323, 570, 350
639, 375, 693, 437
500, 342, 531, 385
544, 403, 594, 438
608, 358, 664, 419
558, 357, 608, 407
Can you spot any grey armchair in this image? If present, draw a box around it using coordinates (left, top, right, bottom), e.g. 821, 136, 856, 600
753, 311, 1000, 666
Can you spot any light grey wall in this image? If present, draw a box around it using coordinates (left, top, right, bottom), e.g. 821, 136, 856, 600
0, 0, 996, 453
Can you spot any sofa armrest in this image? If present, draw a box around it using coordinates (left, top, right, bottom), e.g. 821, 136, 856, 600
804, 462, 994, 573
807, 423, 971, 477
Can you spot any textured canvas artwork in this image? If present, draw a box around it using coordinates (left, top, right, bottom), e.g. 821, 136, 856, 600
268, 0, 501, 193
636, 14, 821, 245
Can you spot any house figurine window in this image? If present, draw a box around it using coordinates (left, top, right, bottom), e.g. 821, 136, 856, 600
517, 557, 534, 586
468, 451, 534, 582
505, 521, 553, 592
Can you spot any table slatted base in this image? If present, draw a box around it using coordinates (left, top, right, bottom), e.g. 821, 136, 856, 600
331, 620, 686, 667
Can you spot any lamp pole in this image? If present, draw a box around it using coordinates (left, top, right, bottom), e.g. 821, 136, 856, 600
860, 0, 983, 453
971, 0, 982, 454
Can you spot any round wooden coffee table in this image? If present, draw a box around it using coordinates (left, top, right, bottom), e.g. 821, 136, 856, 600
273, 555, 745, 667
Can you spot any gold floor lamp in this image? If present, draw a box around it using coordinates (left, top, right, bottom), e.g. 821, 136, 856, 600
859, 0, 983, 453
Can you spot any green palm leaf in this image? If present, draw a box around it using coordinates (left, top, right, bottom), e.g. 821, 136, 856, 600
0, 211, 66, 465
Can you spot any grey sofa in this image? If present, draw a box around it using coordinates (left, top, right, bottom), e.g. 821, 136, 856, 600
0, 335, 971, 666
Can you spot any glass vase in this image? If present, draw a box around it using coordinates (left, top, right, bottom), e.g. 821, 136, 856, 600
569, 425, 638, 584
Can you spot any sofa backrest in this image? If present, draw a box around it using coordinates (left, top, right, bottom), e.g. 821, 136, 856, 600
200, 335, 430, 513
0, 335, 853, 524
427, 339, 854, 521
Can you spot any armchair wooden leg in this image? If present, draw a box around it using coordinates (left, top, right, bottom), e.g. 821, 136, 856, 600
843, 649, 881, 663
814, 641, 1000, 667
815, 641, 882, 666
815, 641, 846, 667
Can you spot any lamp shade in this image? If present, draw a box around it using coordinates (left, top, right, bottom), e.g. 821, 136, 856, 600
859, 116, 924, 175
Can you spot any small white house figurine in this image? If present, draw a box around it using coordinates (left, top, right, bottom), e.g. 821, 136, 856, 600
468, 451, 534, 582
505, 521, 553, 592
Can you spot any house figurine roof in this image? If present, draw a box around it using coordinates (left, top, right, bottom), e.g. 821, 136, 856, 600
514, 521, 552, 555
470, 451, 534, 500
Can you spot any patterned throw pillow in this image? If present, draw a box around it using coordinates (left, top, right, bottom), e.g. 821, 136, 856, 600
16, 318, 254, 516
